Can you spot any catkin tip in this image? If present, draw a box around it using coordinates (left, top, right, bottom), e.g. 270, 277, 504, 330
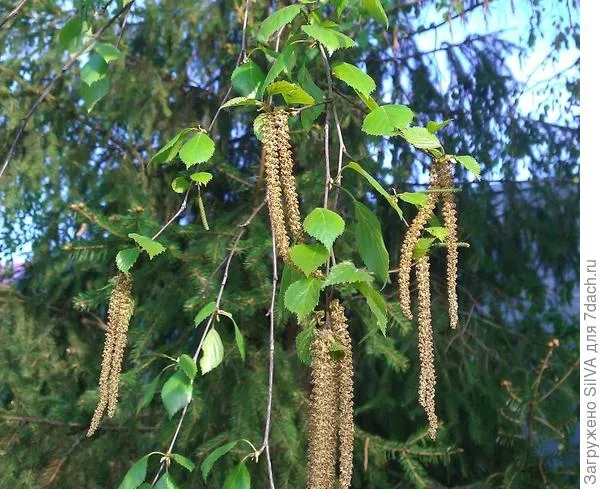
416, 257, 438, 441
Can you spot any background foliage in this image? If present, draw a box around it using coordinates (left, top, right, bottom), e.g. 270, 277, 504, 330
0, 0, 579, 488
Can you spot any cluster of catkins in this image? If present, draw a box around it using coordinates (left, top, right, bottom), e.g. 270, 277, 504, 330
87, 273, 134, 437
397, 156, 459, 440
263, 109, 303, 262
307, 300, 354, 489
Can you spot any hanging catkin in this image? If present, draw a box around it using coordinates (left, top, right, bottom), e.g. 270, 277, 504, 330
330, 300, 354, 489
415, 256, 438, 440
87, 273, 134, 437
263, 112, 291, 261
273, 109, 304, 242
438, 159, 459, 329
398, 164, 440, 320
307, 328, 337, 489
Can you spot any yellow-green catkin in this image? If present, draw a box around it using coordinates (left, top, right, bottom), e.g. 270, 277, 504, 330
415, 256, 438, 440
263, 112, 291, 261
330, 300, 354, 489
438, 159, 459, 329
87, 274, 134, 437
273, 109, 304, 242
307, 329, 337, 489
398, 164, 440, 320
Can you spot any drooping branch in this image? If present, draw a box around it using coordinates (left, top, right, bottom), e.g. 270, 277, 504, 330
0, 3, 133, 180
150, 200, 266, 484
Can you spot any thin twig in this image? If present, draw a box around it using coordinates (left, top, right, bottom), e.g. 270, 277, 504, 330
0, 3, 133, 180
0, 0, 27, 29
207, 0, 251, 132
151, 187, 192, 240
41, 431, 87, 488
254, 231, 277, 488
116, 2, 134, 47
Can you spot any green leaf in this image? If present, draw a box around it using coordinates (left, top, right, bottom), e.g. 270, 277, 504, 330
155, 473, 178, 489
296, 324, 315, 365
362, 104, 413, 136
303, 208, 345, 250
116, 248, 140, 273
332, 0, 348, 17
425, 226, 448, 241
160, 370, 193, 418
362, 0, 389, 28
323, 262, 372, 287
267, 81, 314, 105
80, 53, 108, 86
398, 191, 428, 206
171, 453, 195, 472
223, 462, 251, 489
117, 455, 150, 489
413, 237, 435, 260
201, 441, 239, 481
136, 373, 162, 414
81, 76, 109, 112
221, 97, 262, 109
178, 354, 197, 380
297, 65, 326, 129
344, 162, 403, 218
233, 323, 245, 362
190, 172, 213, 186
95, 42, 124, 62
253, 113, 267, 141
399, 127, 443, 150
128, 233, 166, 260
257, 43, 296, 100
278, 265, 303, 322
284, 277, 323, 319
231, 61, 265, 97
218, 310, 246, 362
455, 155, 481, 177
151, 128, 195, 164
289, 243, 330, 276
194, 301, 216, 326
357, 282, 387, 335
257, 5, 303, 43
199, 328, 224, 375
332, 62, 376, 96
179, 133, 215, 168
357, 91, 379, 111
354, 201, 389, 283
59, 17, 82, 51
301, 24, 356, 55
426, 119, 452, 133
171, 176, 189, 194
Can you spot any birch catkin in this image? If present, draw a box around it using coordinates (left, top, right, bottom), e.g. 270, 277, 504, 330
330, 300, 354, 489
87, 273, 134, 437
307, 329, 337, 489
438, 159, 459, 329
263, 112, 291, 261
415, 257, 438, 440
273, 110, 304, 242
398, 165, 440, 320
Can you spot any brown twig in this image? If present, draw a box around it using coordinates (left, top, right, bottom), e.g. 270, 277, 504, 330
0, 0, 28, 29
